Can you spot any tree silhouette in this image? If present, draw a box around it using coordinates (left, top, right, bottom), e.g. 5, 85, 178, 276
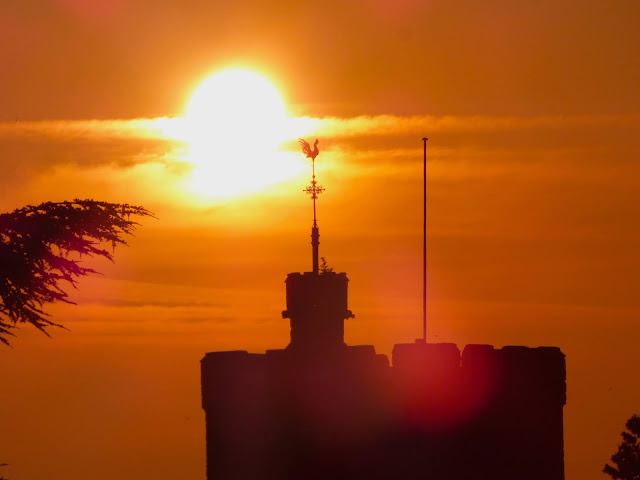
319, 256, 333, 274
0, 199, 153, 345
604, 414, 640, 480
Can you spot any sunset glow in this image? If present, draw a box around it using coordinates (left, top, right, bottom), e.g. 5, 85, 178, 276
2, 2, 640, 480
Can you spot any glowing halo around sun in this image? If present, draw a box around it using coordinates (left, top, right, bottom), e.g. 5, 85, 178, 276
179, 68, 307, 198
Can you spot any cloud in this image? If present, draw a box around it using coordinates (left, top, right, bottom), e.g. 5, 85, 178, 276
0, 118, 193, 210
0, 118, 186, 171
1, 112, 638, 215
308, 113, 640, 137
1, 113, 636, 175
288, 113, 640, 178
3, 112, 637, 147
0, 118, 175, 140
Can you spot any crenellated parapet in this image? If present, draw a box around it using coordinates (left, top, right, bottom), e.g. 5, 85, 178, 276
201, 340, 566, 480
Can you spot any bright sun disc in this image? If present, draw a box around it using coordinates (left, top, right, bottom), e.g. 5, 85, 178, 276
182, 69, 301, 198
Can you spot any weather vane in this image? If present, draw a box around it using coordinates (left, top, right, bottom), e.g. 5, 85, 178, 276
299, 138, 323, 274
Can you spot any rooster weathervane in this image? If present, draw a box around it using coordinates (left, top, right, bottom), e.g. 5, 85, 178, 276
300, 138, 324, 206
299, 138, 324, 274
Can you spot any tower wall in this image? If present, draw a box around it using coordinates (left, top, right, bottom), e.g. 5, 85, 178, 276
202, 342, 566, 480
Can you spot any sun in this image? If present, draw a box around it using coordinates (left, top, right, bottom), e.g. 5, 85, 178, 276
180, 68, 305, 198
185, 69, 286, 136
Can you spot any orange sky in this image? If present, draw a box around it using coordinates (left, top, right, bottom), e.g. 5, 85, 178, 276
1, 1, 640, 480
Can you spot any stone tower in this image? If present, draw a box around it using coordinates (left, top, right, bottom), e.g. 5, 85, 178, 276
200, 139, 566, 479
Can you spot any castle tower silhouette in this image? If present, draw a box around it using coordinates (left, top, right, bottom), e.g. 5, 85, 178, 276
201, 144, 566, 479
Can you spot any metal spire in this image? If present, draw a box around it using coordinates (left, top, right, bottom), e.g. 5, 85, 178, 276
299, 138, 324, 274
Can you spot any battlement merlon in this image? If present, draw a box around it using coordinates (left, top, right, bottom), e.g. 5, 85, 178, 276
393, 342, 567, 407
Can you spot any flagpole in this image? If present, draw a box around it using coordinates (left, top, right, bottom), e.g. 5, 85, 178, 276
422, 137, 428, 342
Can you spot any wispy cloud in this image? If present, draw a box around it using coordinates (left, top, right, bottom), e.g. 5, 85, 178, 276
308, 113, 640, 138
0, 117, 177, 140
3, 112, 637, 143
1, 112, 638, 212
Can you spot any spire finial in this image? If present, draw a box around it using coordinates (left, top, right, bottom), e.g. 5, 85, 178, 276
300, 138, 324, 274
